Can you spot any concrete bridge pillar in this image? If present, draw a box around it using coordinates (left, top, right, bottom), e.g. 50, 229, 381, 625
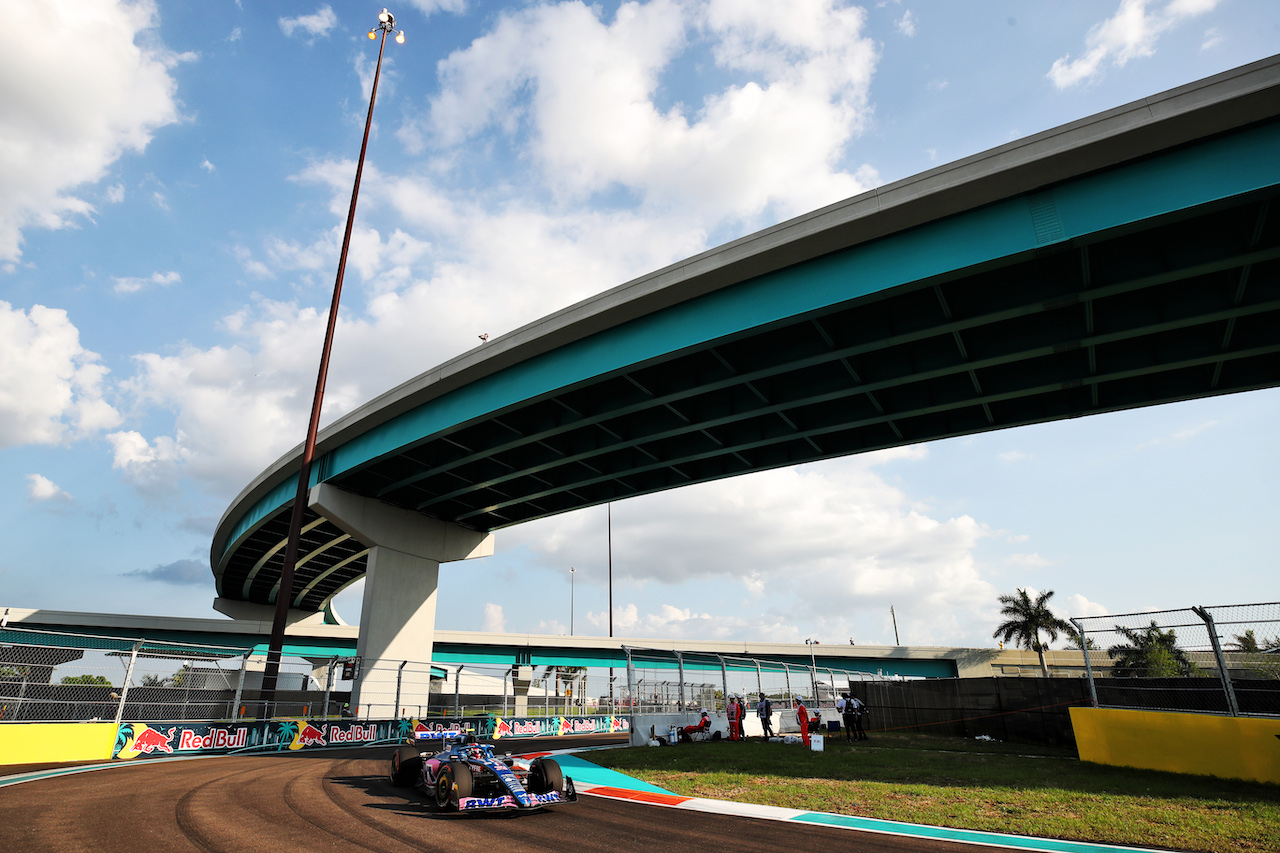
308, 483, 494, 718
512, 665, 533, 716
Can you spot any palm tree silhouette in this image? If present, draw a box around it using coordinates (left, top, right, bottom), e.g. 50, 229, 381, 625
992, 588, 1072, 677
275, 720, 299, 750
113, 724, 134, 757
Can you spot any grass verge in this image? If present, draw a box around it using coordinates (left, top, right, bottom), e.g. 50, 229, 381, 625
587, 733, 1280, 852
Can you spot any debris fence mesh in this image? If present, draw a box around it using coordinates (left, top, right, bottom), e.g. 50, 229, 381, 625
1071, 601, 1280, 717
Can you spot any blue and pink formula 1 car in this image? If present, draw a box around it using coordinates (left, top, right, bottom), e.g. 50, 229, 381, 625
390, 733, 577, 813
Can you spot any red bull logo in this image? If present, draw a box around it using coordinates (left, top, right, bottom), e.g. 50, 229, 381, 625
327, 724, 375, 744
296, 723, 327, 747
131, 727, 176, 754
494, 718, 513, 739
178, 728, 248, 750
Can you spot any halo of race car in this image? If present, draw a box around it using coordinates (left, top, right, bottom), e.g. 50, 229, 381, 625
390, 731, 577, 813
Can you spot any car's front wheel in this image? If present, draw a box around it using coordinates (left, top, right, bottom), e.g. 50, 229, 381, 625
527, 757, 563, 794
435, 761, 473, 809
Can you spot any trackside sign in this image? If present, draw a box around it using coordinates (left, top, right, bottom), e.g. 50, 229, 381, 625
112, 718, 416, 760
491, 714, 628, 740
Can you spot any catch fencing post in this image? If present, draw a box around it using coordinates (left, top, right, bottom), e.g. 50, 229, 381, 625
623, 646, 636, 736
1071, 618, 1099, 708
675, 652, 685, 712
1192, 606, 1241, 716
113, 641, 142, 729
395, 660, 407, 718
232, 653, 250, 720
321, 657, 335, 720
453, 665, 464, 717
718, 655, 728, 712
783, 664, 792, 701
755, 660, 763, 698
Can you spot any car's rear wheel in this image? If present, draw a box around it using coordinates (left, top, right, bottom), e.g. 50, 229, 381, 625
435, 761, 473, 808
528, 757, 563, 794
390, 747, 422, 787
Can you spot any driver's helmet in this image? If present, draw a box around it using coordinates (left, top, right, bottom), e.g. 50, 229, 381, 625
468, 744, 484, 760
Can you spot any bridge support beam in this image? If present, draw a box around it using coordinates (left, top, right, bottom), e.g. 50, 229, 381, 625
308, 484, 494, 718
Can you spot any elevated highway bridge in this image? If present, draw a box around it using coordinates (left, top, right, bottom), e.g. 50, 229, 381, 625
206, 58, 1280, 713
4, 606, 1078, 681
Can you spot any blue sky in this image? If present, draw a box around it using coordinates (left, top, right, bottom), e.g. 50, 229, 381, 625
1, 0, 1276, 648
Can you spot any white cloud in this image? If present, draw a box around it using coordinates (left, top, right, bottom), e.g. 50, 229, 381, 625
27, 474, 72, 502
0, 301, 121, 449
403, 0, 467, 14
1007, 552, 1050, 568
1063, 593, 1110, 620
1048, 0, 1221, 89
1200, 27, 1223, 50
482, 602, 507, 632
0, 0, 189, 262
896, 9, 916, 37
510, 452, 997, 644
278, 5, 337, 40
997, 450, 1030, 463
113, 270, 180, 295
421, 0, 880, 224
233, 245, 274, 279
107, 429, 190, 494
105, 184, 126, 204
200, 157, 215, 172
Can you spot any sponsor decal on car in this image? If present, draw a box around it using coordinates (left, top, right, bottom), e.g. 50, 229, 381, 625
460, 795, 518, 810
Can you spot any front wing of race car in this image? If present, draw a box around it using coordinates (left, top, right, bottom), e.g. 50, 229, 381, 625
457, 781, 577, 811
454, 757, 578, 812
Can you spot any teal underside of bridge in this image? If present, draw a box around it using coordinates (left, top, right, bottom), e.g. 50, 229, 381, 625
434, 646, 958, 679
217, 116, 1280, 612
3, 626, 952, 677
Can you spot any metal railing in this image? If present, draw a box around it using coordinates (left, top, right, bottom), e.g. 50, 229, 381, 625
0, 626, 325, 723
1071, 601, 1280, 717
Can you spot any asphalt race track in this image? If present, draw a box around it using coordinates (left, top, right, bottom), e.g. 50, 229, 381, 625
1, 738, 1006, 853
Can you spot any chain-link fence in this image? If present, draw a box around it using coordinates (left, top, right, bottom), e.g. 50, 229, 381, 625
0, 626, 325, 723
1071, 601, 1280, 717
621, 646, 893, 716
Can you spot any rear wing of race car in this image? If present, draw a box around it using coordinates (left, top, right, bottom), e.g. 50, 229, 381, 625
410, 726, 475, 745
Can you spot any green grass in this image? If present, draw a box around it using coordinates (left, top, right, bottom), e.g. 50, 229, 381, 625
588, 734, 1280, 852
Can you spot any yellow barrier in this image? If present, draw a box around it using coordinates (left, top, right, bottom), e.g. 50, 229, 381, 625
1070, 707, 1280, 784
0, 723, 117, 766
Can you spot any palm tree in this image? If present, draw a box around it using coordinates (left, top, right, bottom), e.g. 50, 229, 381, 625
992, 588, 1072, 677
1065, 625, 1096, 650
1108, 621, 1196, 678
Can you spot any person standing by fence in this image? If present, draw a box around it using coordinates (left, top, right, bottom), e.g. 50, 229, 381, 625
794, 696, 811, 747
839, 692, 855, 742
757, 692, 773, 739
850, 694, 869, 740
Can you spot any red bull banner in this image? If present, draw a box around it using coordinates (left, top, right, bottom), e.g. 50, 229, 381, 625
491, 714, 629, 740
112, 718, 404, 760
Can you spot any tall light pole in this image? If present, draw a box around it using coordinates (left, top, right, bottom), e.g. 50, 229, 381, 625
569, 567, 576, 635
805, 638, 818, 701
260, 9, 405, 711
607, 503, 613, 708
